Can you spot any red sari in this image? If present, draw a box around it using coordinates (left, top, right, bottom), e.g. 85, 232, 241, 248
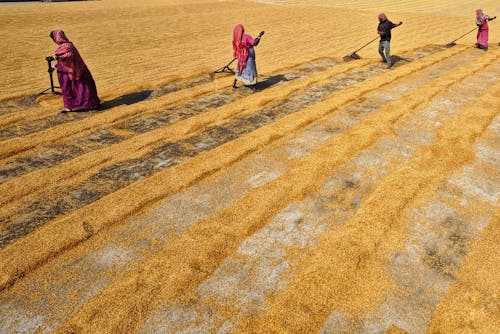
232, 24, 258, 86
475, 9, 490, 48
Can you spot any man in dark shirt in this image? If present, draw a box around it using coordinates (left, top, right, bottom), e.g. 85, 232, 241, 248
377, 13, 402, 68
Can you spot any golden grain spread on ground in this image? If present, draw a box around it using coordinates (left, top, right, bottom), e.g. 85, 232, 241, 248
0, 0, 499, 333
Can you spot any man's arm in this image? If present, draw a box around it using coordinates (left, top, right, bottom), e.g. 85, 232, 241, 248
379, 21, 402, 35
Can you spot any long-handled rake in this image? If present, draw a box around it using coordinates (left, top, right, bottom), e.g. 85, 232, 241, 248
213, 58, 236, 74
343, 36, 379, 61
209, 58, 236, 80
446, 27, 477, 47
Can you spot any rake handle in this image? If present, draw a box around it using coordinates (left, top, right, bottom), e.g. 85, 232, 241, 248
352, 36, 380, 54
449, 27, 478, 44
46, 56, 56, 93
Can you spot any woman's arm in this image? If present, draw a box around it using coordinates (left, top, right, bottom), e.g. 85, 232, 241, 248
252, 31, 265, 46
253, 36, 261, 46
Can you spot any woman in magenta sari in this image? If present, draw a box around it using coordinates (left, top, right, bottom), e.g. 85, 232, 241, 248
232, 24, 263, 90
50, 30, 100, 112
475, 9, 496, 50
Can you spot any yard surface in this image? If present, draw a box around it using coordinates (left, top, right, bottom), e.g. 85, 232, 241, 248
0, 1, 499, 333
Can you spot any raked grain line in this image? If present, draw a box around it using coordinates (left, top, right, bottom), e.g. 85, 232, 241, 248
0, 45, 462, 207
0, 59, 373, 208
0, 58, 393, 247
0, 111, 92, 142
0, 58, 371, 162
427, 208, 499, 333
0, 58, 374, 184
62, 72, 500, 332
317, 115, 500, 332
0, 45, 443, 180
0, 105, 51, 129
0, 44, 477, 291
0, 47, 434, 183
0, 66, 271, 138
0, 83, 218, 159
143, 55, 499, 333
0, 47, 474, 231
51, 55, 500, 334
0, 58, 380, 246
0, 47, 484, 333
0, 47, 463, 233
0, 71, 215, 125
0, 86, 253, 181
423, 116, 500, 333
0, 53, 339, 140
231, 73, 500, 333
0, 42, 445, 154
242, 86, 500, 334
0, 42, 443, 158
18, 51, 488, 331
0, 89, 169, 131
0, 81, 494, 328
0, 89, 249, 180
0, 51, 482, 328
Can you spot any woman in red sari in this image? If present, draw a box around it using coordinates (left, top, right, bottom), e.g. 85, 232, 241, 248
232, 24, 263, 90
49, 30, 100, 112
475, 9, 496, 50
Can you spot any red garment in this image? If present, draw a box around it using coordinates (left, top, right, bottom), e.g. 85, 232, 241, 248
233, 24, 251, 73
51, 30, 87, 81
475, 9, 490, 48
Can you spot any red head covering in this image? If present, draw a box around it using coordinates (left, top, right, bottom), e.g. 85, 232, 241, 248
51, 30, 87, 81
378, 13, 387, 21
232, 24, 250, 73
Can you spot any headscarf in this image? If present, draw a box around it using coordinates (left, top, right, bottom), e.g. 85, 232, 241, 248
232, 24, 250, 73
378, 13, 387, 22
475, 9, 489, 25
51, 30, 87, 81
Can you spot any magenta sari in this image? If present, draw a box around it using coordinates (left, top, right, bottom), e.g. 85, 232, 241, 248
51, 30, 100, 111
476, 10, 490, 48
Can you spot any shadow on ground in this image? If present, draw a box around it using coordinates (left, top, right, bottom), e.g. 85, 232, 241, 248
100, 90, 153, 110
391, 55, 413, 64
258, 74, 292, 90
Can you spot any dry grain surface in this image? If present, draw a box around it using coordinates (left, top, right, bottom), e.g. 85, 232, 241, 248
0, 1, 499, 333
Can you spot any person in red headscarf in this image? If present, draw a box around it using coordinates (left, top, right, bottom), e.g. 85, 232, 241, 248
232, 24, 263, 90
377, 13, 402, 69
475, 9, 496, 50
49, 30, 100, 112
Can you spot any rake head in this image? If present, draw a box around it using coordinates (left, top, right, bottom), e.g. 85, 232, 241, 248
445, 41, 457, 48
343, 52, 362, 62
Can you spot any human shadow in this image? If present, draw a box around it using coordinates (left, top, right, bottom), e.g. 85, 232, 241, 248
99, 90, 153, 110
390, 55, 412, 65
257, 74, 292, 90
